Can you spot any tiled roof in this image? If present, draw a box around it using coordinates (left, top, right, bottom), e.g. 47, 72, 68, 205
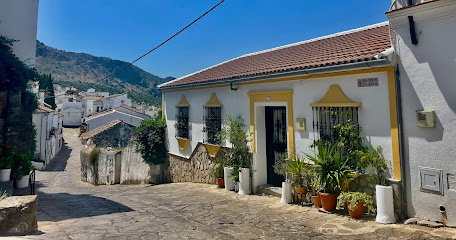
159, 22, 391, 89
37, 105, 55, 113
80, 119, 123, 140
85, 109, 115, 121
82, 96, 104, 100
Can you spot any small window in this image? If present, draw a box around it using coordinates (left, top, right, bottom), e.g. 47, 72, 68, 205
312, 106, 359, 143
175, 106, 189, 139
203, 107, 221, 145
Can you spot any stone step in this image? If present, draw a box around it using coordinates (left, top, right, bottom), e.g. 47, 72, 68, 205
257, 184, 282, 198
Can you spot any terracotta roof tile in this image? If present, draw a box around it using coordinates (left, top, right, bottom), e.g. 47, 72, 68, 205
80, 119, 123, 140
159, 23, 391, 89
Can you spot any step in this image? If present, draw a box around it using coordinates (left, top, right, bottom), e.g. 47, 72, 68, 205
257, 184, 282, 198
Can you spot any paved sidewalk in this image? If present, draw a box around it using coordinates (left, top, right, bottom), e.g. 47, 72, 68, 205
9, 128, 456, 239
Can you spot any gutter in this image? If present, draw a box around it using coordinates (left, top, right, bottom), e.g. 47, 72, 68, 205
395, 65, 408, 220
159, 58, 391, 91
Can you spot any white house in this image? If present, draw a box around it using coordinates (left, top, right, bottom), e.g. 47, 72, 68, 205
106, 94, 132, 108
32, 105, 64, 166
61, 101, 83, 127
387, 0, 456, 226
159, 23, 402, 195
0, 0, 39, 66
83, 106, 151, 132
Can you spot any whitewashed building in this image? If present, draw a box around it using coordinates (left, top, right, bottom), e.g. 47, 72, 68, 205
83, 105, 151, 132
32, 105, 64, 166
0, 0, 39, 66
159, 23, 402, 194
387, 0, 456, 226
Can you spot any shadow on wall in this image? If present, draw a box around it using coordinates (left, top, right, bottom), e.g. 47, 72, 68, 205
35, 187, 133, 221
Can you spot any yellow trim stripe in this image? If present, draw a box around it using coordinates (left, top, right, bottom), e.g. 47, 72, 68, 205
387, 67, 401, 180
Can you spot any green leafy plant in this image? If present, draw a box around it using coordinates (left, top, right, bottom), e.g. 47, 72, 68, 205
333, 120, 366, 170
211, 157, 226, 179
308, 167, 322, 195
231, 167, 240, 182
219, 115, 252, 169
130, 117, 167, 165
357, 146, 388, 186
286, 155, 312, 188
306, 142, 350, 194
12, 154, 33, 180
88, 148, 100, 165
273, 152, 290, 181
337, 191, 374, 214
0, 143, 16, 169
173, 120, 188, 129
0, 190, 7, 201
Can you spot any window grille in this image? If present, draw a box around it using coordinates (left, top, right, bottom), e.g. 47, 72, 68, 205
175, 106, 189, 139
312, 107, 359, 145
203, 107, 221, 145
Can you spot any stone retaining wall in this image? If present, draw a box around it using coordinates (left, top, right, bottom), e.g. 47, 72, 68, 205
166, 143, 227, 184
0, 195, 38, 234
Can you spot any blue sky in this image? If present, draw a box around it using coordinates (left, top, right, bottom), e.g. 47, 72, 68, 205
37, 0, 391, 79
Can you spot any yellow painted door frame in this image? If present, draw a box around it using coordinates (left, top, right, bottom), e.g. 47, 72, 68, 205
248, 90, 295, 155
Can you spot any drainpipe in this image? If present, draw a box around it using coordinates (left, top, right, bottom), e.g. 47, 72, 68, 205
395, 65, 408, 220
40, 114, 46, 161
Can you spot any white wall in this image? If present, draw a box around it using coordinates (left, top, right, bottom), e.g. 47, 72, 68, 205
0, 0, 39, 66
164, 71, 393, 192
62, 108, 82, 127
388, 0, 456, 225
113, 94, 132, 108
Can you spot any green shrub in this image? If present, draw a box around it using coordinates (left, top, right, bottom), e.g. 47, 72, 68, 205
219, 115, 251, 169
12, 154, 33, 180
88, 148, 100, 165
130, 117, 167, 165
0, 143, 16, 169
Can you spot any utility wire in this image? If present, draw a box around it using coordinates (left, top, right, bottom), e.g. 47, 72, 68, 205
100, 0, 226, 83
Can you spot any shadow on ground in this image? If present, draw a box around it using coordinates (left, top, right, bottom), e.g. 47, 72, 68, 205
39, 143, 72, 172
37, 191, 134, 221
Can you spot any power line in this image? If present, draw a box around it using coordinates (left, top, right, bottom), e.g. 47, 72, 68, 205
100, 0, 226, 83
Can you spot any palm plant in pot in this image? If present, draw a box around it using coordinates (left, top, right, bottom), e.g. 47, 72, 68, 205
357, 146, 395, 223
337, 192, 374, 219
307, 142, 350, 212
309, 168, 322, 208
0, 143, 15, 182
219, 115, 252, 195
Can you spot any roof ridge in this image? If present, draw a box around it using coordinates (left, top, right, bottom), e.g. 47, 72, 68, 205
81, 119, 123, 140
158, 22, 388, 88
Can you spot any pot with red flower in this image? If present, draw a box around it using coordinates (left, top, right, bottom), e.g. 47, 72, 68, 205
12, 154, 33, 189
0, 143, 16, 182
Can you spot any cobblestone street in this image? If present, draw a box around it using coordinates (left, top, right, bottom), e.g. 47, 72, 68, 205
9, 128, 456, 239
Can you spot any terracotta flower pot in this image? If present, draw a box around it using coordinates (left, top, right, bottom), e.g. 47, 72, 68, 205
295, 186, 308, 200
217, 178, 225, 188
312, 195, 322, 208
319, 192, 338, 212
347, 202, 364, 219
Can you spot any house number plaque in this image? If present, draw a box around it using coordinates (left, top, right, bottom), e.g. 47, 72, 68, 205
358, 78, 379, 87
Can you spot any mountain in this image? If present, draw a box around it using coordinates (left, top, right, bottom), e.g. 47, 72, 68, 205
35, 41, 174, 106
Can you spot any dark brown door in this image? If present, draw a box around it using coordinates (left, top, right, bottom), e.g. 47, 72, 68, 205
265, 106, 287, 187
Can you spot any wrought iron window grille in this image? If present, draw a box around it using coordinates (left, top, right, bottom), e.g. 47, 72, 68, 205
203, 107, 221, 145
175, 106, 189, 139
311, 106, 359, 145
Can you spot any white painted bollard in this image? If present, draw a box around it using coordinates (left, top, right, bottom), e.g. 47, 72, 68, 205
280, 182, 293, 204
376, 185, 396, 224
238, 168, 251, 195
224, 167, 234, 191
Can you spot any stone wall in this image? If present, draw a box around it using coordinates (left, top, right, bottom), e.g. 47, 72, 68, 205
91, 122, 134, 148
0, 91, 33, 153
80, 145, 163, 185
0, 195, 38, 234
165, 143, 227, 184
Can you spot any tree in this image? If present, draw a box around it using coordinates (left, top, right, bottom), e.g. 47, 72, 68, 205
38, 73, 56, 109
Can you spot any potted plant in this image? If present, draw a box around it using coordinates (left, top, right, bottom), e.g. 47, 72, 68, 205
0, 143, 15, 182
287, 155, 311, 201
211, 158, 225, 188
357, 146, 395, 223
273, 152, 293, 204
337, 192, 374, 219
309, 168, 322, 208
307, 143, 350, 212
219, 115, 252, 195
12, 154, 33, 189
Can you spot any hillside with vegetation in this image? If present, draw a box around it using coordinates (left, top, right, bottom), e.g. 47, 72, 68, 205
35, 41, 174, 106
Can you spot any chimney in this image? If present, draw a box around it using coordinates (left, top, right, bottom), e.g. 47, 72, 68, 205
39, 90, 46, 104
140, 102, 146, 114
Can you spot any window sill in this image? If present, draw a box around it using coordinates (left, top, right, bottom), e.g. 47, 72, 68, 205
176, 137, 189, 151
203, 143, 221, 158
